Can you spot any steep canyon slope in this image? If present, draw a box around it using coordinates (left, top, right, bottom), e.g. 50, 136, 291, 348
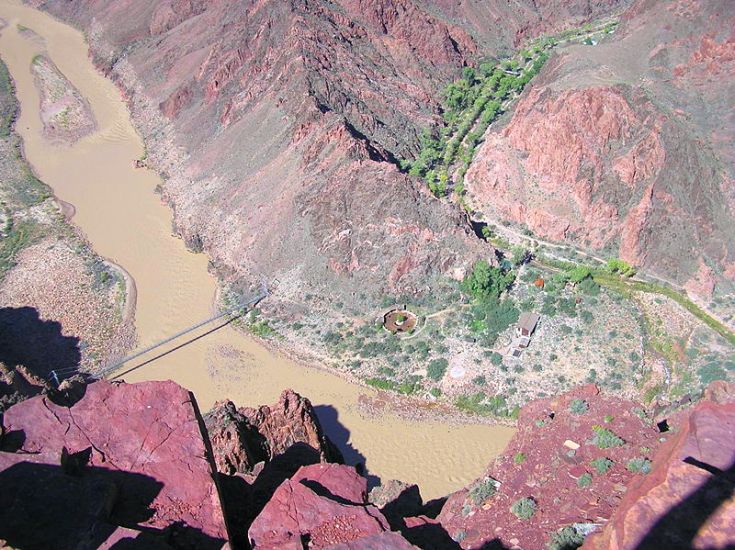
27, 0, 627, 310
465, 0, 735, 297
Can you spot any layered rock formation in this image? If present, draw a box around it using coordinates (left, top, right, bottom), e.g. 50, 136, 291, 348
466, 0, 735, 295
1, 377, 733, 549
204, 389, 345, 547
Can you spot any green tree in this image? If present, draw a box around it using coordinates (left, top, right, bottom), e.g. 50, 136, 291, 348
462, 260, 515, 301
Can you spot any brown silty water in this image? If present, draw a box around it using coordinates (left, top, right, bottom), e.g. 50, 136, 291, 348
0, 0, 514, 500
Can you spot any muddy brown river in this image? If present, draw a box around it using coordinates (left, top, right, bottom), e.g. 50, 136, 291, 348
0, 0, 514, 499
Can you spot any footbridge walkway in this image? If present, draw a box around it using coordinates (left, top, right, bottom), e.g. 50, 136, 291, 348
48, 284, 270, 386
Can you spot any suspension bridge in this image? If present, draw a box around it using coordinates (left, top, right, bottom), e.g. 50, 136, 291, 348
48, 283, 271, 386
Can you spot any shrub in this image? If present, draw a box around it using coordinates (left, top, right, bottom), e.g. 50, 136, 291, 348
462, 260, 515, 301
514, 452, 526, 464
427, 358, 449, 381
511, 497, 537, 520
591, 426, 625, 449
577, 277, 600, 296
626, 457, 652, 474
569, 399, 589, 415
547, 525, 586, 550
590, 457, 613, 474
365, 377, 395, 391
577, 473, 592, 488
468, 478, 497, 505
489, 352, 503, 365
473, 375, 487, 386
699, 363, 727, 385
430, 387, 442, 398
606, 258, 636, 277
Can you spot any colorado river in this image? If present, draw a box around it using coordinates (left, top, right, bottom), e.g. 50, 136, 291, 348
0, 0, 514, 500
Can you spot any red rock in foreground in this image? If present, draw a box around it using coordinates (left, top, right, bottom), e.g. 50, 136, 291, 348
437, 385, 666, 549
205, 389, 343, 476
248, 463, 412, 549
0, 380, 228, 549
582, 381, 735, 550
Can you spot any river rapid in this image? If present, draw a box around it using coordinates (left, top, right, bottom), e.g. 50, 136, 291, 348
0, 0, 514, 500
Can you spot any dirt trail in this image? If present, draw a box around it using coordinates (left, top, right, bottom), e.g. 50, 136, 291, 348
0, 0, 514, 499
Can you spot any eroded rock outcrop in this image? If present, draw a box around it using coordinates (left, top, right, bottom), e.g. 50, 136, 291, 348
0, 380, 228, 549
205, 389, 342, 476
466, 0, 735, 292
248, 462, 414, 549
582, 381, 735, 550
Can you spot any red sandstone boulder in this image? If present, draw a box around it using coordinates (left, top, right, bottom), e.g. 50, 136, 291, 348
248, 463, 394, 549
582, 383, 735, 550
0, 380, 228, 549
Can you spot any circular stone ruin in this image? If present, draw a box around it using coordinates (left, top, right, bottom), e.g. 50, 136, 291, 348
383, 308, 418, 334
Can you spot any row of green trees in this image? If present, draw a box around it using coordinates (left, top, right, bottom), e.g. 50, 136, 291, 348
401, 48, 550, 198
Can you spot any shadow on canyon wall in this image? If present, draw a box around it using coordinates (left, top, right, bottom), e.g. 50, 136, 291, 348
635, 456, 735, 550
314, 403, 379, 489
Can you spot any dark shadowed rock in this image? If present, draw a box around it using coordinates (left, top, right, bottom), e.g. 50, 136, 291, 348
369, 479, 424, 529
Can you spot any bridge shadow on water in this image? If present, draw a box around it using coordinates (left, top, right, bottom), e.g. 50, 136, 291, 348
0, 306, 80, 378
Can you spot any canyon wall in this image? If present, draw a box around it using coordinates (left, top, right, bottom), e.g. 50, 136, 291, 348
465, 0, 735, 295
27, 0, 627, 312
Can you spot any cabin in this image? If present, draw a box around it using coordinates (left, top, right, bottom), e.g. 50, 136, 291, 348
516, 312, 540, 338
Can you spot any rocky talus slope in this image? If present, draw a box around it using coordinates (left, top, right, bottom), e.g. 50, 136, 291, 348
1, 379, 732, 549
465, 0, 735, 296
27, 0, 625, 312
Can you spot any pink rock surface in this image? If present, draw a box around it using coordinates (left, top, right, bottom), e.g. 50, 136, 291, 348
291, 462, 368, 504
248, 464, 391, 549
0, 380, 227, 547
437, 384, 665, 549
583, 383, 735, 550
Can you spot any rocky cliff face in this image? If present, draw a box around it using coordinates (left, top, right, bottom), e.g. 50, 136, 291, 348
436, 384, 666, 549
205, 389, 342, 476
0, 380, 229, 549
1, 378, 733, 548
466, 0, 735, 296
582, 381, 735, 550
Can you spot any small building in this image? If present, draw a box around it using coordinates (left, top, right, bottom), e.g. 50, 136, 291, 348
516, 312, 540, 338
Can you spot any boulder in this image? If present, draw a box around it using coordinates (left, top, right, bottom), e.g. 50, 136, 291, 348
239, 389, 343, 465
248, 463, 392, 548
0, 380, 228, 549
205, 389, 343, 476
